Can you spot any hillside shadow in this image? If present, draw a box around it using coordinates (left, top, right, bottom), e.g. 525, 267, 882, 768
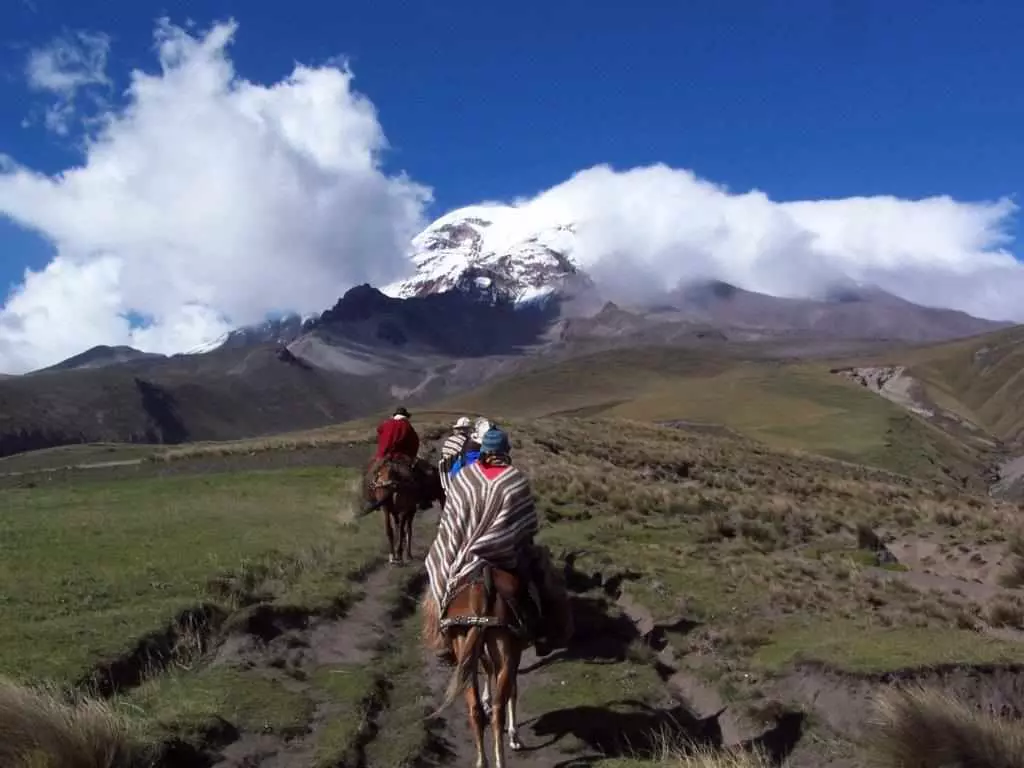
134, 377, 189, 444
317, 283, 564, 357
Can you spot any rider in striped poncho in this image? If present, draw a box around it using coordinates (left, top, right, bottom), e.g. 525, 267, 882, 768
437, 417, 489, 496
441, 417, 474, 461
423, 427, 570, 662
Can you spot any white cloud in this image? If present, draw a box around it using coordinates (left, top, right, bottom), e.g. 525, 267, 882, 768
25, 30, 112, 134
475, 164, 1022, 319
3, 20, 1021, 376
0, 18, 431, 373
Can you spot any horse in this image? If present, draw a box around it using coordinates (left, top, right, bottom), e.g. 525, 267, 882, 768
368, 456, 448, 564
369, 457, 421, 564
434, 564, 527, 768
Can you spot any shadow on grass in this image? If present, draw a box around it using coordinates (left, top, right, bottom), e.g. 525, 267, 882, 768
528, 701, 804, 768
518, 551, 805, 767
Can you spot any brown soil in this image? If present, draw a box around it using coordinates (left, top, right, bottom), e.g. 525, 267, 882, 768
768, 661, 1024, 742
209, 565, 399, 768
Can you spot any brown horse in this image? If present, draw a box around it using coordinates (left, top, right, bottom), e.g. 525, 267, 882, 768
434, 564, 526, 768
369, 458, 420, 564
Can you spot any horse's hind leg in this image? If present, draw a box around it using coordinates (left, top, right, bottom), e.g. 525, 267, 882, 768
463, 658, 489, 768
479, 654, 493, 720
384, 506, 398, 565
402, 507, 414, 562
488, 634, 518, 768
507, 674, 523, 752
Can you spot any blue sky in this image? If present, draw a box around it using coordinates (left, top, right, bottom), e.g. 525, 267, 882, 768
5, 0, 1021, 212
0, 0, 1023, 370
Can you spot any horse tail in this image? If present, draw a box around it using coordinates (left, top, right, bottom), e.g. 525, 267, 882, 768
433, 567, 496, 716
435, 624, 483, 715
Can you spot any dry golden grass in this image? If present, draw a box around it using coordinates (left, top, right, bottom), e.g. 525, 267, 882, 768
603, 743, 773, 768
150, 410, 469, 462
479, 416, 1024, 686
870, 684, 1024, 768
0, 679, 149, 768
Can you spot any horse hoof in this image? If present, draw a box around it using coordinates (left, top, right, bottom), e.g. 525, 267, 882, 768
509, 737, 524, 752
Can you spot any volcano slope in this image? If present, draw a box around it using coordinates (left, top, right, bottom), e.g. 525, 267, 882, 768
3, 415, 1024, 767
434, 344, 1000, 497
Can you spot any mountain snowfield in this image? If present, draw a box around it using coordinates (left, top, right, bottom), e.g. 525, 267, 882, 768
381, 204, 582, 304
181, 203, 1010, 357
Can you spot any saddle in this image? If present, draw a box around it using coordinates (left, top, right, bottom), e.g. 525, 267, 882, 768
440, 562, 542, 642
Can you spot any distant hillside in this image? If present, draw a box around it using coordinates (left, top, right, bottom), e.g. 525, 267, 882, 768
0, 344, 391, 457
658, 280, 1010, 343
433, 344, 997, 493
0, 279, 1015, 464
41, 345, 166, 372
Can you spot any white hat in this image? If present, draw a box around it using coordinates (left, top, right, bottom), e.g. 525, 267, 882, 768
453, 416, 472, 429
472, 418, 492, 443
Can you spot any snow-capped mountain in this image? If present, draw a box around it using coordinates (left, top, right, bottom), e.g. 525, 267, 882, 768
382, 205, 586, 305
188, 312, 320, 355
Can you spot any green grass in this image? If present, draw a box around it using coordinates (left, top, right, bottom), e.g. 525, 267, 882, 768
2, 410, 1021, 767
507, 417, 1020, 693
126, 666, 314, 741
752, 620, 1023, 672
0, 466, 378, 680
308, 664, 381, 767
436, 348, 992, 487
0, 442, 158, 473
360, 610, 436, 768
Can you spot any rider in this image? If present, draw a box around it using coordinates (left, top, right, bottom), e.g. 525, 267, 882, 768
447, 417, 490, 479
437, 416, 473, 501
441, 416, 473, 462
365, 406, 422, 510
424, 426, 570, 663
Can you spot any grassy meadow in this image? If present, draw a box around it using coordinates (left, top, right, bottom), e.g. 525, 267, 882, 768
437, 348, 995, 492
2, 348, 1024, 765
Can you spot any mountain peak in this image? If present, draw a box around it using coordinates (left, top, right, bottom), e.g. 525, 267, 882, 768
383, 206, 584, 305
40, 345, 164, 373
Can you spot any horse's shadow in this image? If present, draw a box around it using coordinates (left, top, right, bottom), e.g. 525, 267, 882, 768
527, 701, 804, 767
523, 555, 698, 674
528, 698, 726, 765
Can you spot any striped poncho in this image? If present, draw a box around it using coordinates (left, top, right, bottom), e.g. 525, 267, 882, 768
441, 431, 468, 459
437, 431, 468, 493
425, 460, 539, 613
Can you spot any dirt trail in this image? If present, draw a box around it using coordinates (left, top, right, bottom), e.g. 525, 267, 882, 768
210, 563, 400, 768
197, 503, 805, 768
421, 641, 553, 768
413, 520, 801, 768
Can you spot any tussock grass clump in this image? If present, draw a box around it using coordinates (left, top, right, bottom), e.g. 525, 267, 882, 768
0, 679, 150, 768
603, 735, 772, 768
656, 748, 771, 768
870, 684, 1024, 768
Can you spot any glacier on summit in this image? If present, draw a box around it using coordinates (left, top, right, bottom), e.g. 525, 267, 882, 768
381, 204, 584, 305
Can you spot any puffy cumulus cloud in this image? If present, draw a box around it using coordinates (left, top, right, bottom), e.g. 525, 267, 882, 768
500, 164, 1022, 319
25, 29, 112, 134
0, 18, 431, 374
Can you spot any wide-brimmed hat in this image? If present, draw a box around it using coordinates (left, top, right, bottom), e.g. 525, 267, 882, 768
453, 416, 472, 429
